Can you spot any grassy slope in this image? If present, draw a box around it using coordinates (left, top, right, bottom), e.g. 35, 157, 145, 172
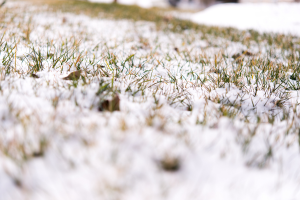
47, 0, 300, 49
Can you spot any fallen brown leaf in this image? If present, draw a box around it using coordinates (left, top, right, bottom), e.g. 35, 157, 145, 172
242, 50, 255, 56
232, 50, 255, 60
31, 73, 39, 78
99, 94, 120, 112
63, 70, 82, 80
97, 64, 105, 68
232, 53, 241, 60
160, 156, 180, 172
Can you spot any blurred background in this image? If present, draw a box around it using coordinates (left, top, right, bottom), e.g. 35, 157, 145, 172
168, 0, 300, 8
89, 0, 300, 9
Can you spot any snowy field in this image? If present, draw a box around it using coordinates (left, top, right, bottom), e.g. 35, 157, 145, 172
0, 1, 300, 200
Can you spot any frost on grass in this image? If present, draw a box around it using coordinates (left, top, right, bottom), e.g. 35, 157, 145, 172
0, 1, 300, 200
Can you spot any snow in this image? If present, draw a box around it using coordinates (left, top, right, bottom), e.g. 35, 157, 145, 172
0, 1, 300, 200
192, 3, 300, 36
88, 0, 169, 8
99, 0, 300, 36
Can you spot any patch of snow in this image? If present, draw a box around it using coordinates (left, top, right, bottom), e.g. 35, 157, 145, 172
88, 0, 169, 8
191, 3, 300, 36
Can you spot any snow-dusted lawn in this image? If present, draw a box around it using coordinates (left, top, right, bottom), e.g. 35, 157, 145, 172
0, 1, 300, 200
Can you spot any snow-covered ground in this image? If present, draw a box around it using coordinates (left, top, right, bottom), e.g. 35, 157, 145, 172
192, 3, 300, 36
88, 0, 169, 8
88, 1, 300, 36
88, 0, 205, 9
0, 1, 300, 200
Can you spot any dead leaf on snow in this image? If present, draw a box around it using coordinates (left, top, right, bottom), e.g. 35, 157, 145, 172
63, 70, 82, 80
97, 64, 105, 68
98, 94, 120, 112
232, 50, 255, 60
242, 50, 255, 56
159, 156, 181, 172
31, 73, 39, 78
